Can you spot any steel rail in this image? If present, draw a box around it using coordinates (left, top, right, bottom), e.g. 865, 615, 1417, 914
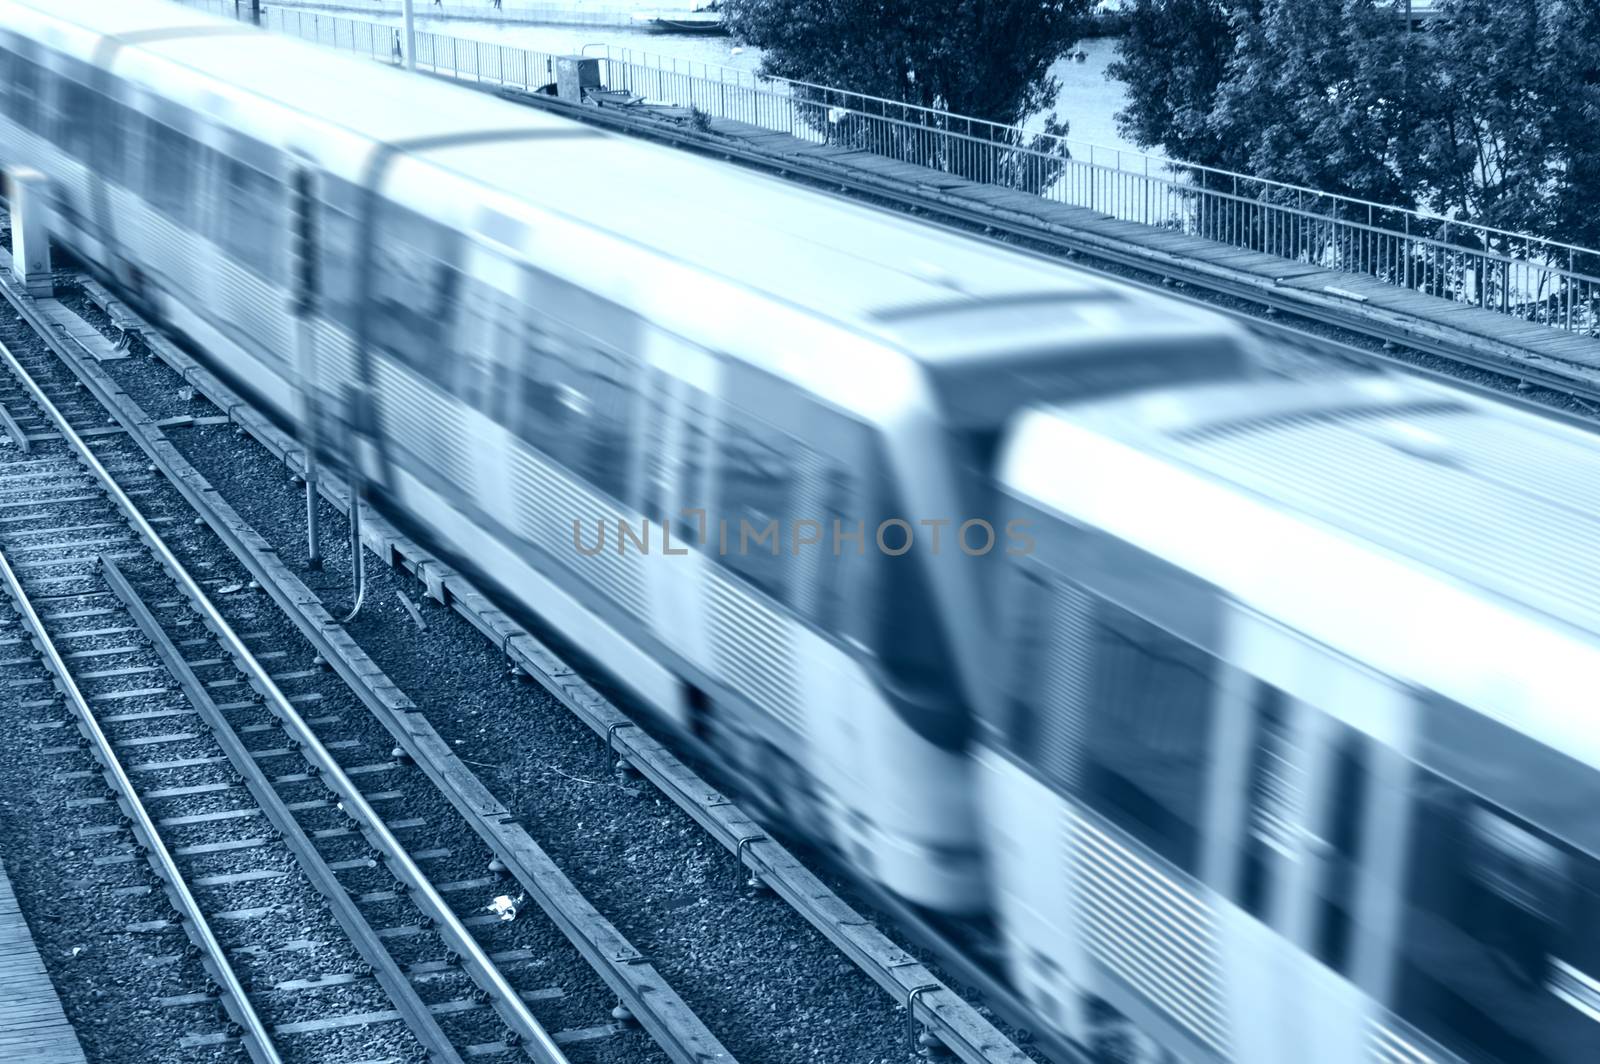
47, 282, 745, 1064
76, 296, 1038, 1064
17, 273, 741, 1064
488, 86, 1600, 412
96, 554, 468, 1064
0, 335, 573, 1064
0, 397, 31, 452
0, 417, 283, 1064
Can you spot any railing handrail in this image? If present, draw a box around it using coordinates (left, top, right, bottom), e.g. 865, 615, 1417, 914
595, 42, 1598, 261
208, 0, 1600, 264
164, 0, 1600, 334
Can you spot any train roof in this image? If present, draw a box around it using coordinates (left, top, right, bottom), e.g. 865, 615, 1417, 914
1002, 375, 1600, 758
9, 0, 1241, 389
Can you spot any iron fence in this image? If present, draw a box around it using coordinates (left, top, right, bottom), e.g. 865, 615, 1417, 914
238, 0, 666, 28
182, 0, 1600, 336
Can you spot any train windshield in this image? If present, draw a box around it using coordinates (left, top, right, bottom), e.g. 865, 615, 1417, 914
1397, 769, 1600, 1063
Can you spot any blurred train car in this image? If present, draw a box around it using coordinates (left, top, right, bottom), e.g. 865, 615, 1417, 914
0, 0, 1259, 913
986, 373, 1600, 1063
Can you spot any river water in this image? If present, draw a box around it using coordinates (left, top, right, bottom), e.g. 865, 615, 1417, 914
367, 11, 1153, 158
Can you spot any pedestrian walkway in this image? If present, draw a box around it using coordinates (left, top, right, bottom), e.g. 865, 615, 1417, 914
0, 854, 87, 1063
688, 113, 1600, 394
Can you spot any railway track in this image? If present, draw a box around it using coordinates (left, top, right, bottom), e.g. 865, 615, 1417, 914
0, 234, 1048, 1063
0, 332, 638, 1063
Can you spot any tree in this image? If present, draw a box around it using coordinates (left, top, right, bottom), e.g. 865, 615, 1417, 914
1107, 0, 1242, 168
1110, 0, 1600, 252
721, 0, 1090, 128
1207, 0, 1418, 205
1408, 0, 1600, 251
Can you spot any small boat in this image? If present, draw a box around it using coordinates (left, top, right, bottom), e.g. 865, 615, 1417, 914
646, 14, 729, 34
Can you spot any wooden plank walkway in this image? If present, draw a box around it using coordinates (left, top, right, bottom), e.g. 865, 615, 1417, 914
0, 855, 87, 1063
700, 114, 1600, 390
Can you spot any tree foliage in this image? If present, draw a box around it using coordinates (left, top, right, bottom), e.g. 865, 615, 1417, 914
1106, 0, 1238, 167
1109, 0, 1600, 248
722, 0, 1091, 129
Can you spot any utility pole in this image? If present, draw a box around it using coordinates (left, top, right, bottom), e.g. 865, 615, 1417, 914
403, 0, 416, 71
249, 0, 261, 26
290, 169, 323, 572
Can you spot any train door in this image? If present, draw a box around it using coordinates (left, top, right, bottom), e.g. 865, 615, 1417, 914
636, 332, 720, 710
450, 242, 524, 519
1206, 608, 1417, 1064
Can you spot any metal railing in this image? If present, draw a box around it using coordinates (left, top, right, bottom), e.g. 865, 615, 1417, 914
183, 0, 1600, 337
231, 0, 700, 28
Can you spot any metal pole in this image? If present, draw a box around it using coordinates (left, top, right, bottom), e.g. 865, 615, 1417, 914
291, 169, 323, 571
402, 0, 418, 71
249, 0, 261, 26
341, 470, 367, 624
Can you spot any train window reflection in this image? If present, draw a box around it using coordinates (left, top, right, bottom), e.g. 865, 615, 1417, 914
1080, 600, 1217, 873
369, 208, 459, 379
1003, 582, 1217, 873
92, 92, 125, 181
316, 201, 360, 322
1396, 771, 1600, 1063
516, 322, 639, 504
1314, 728, 1369, 974
582, 346, 638, 501
1002, 578, 1092, 792
454, 280, 519, 425
11, 55, 42, 132
144, 120, 195, 224
54, 75, 95, 162
517, 320, 584, 470
717, 415, 791, 603
220, 157, 282, 280
1237, 683, 1295, 919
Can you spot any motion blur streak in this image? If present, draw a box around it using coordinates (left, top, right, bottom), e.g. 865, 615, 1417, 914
2, 1, 1596, 1061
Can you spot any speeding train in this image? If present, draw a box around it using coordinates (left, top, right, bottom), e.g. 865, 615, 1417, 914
988, 374, 1600, 1064
0, 0, 1258, 915
4, 2, 1597, 1062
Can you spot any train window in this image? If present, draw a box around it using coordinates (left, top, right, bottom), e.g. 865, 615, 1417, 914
1395, 771, 1600, 1063
583, 345, 638, 501
848, 445, 960, 706
52, 76, 95, 161
1313, 728, 1369, 974
11, 55, 42, 131
789, 455, 857, 631
715, 412, 792, 603
453, 279, 519, 425
516, 318, 586, 470
91, 92, 126, 183
672, 408, 710, 540
1078, 597, 1218, 873
515, 319, 639, 503
144, 120, 195, 224
369, 207, 460, 382
995, 567, 1047, 748
1236, 683, 1296, 920
638, 372, 675, 523
220, 157, 282, 281
676, 420, 710, 540
1001, 576, 1093, 791
316, 201, 361, 325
